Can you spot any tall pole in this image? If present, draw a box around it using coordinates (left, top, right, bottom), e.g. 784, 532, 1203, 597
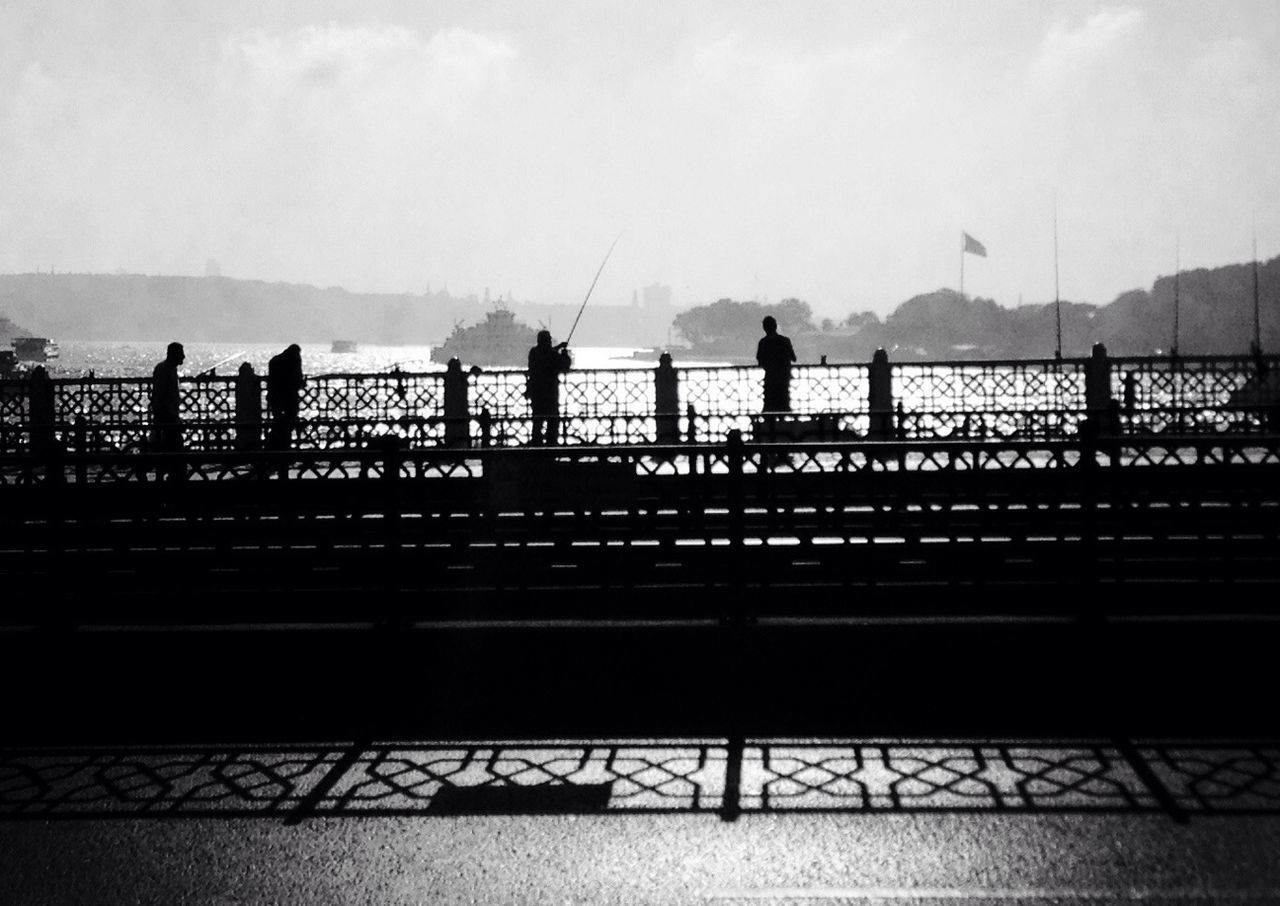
1171, 235, 1180, 358
1054, 194, 1062, 360
1252, 227, 1262, 357
959, 233, 965, 298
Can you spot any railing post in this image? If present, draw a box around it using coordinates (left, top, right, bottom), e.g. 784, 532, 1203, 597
480, 408, 492, 449
73, 414, 87, 484
27, 365, 56, 456
869, 348, 893, 440
1085, 342, 1113, 435
234, 363, 262, 451
726, 428, 746, 622
655, 353, 680, 445
443, 357, 470, 448
685, 404, 698, 446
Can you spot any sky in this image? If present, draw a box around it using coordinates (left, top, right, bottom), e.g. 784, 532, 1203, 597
1, 0, 1277, 317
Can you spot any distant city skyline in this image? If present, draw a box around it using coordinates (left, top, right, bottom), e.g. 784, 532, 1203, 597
2, 1, 1277, 317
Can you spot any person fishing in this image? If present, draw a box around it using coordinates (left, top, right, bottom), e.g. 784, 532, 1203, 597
527, 331, 572, 445
523, 232, 622, 446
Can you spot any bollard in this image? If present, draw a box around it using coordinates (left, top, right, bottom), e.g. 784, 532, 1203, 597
868, 348, 893, 441
655, 353, 680, 446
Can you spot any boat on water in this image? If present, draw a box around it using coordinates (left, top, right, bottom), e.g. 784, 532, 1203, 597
11, 337, 58, 362
429, 307, 538, 367
331, 340, 358, 354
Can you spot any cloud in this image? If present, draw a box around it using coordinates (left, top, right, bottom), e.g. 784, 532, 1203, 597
221, 24, 517, 117
1031, 7, 1143, 85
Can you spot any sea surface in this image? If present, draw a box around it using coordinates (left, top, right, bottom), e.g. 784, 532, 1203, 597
41, 341, 728, 379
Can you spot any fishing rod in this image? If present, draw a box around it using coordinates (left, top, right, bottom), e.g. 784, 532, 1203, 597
197, 349, 248, 377
565, 231, 624, 347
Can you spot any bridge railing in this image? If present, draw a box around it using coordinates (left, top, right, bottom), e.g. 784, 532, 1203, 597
2, 350, 1275, 454
4, 426, 1278, 489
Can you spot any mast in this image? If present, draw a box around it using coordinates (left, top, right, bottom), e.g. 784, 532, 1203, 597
1252, 228, 1262, 358
1171, 235, 1180, 358
1053, 195, 1062, 360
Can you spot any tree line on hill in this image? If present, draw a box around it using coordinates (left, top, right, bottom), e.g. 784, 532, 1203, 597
671, 256, 1280, 362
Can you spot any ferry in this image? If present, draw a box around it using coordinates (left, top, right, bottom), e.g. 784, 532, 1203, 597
11, 337, 58, 362
429, 307, 538, 367
331, 340, 358, 354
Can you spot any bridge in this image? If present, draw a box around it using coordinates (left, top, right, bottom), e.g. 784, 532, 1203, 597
2, 351, 1277, 810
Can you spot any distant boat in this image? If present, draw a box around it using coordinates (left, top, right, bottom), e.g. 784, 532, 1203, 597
331, 340, 358, 354
430, 307, 538, 367
11, 337, 58, 362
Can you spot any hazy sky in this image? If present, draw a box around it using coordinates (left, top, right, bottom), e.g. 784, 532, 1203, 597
2, 1, 1277, 315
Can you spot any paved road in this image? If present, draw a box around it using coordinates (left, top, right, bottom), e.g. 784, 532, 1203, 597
5, 809, 1280, 904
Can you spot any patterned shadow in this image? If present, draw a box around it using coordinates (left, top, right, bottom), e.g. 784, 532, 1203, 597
2, 741, 1277, 822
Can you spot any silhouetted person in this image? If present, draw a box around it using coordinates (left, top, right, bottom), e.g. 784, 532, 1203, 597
267, 343, 304, 450
756, 316, 796, 413
151, 341, 185, 482
151, 342, 184, 452
527, 330, 571, 445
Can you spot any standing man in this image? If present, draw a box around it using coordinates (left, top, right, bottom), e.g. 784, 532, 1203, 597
527, 330, 572, 445
756, 316, 796, 413
151, 341, 185, 452
267, 343, 305, 450
151, 341, 185, 482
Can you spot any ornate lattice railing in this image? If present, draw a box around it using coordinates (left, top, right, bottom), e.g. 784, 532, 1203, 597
2, 353, 1275, 453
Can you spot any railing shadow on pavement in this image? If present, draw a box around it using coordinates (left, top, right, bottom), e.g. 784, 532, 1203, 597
3, 739, 1277, 825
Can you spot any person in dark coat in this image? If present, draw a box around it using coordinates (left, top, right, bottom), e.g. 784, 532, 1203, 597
150, 341, 185, 452
266, 344, 305, 450
527, 330, 572, 445
756, 316, 796, 413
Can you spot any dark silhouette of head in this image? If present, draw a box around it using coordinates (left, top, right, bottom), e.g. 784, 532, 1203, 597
762, 316, 778, 335
537, 330, 552, 348
285, 343, 301, 357
166, 342, 185, 365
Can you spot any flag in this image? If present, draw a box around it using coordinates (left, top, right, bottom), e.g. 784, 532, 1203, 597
963, 232, 987, 257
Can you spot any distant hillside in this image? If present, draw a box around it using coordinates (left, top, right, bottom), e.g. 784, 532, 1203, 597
0, 274, 676, 347
678, 257, 1280, 362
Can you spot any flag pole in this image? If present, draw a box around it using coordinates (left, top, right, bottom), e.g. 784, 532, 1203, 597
960, 232, 965, 298
1171, 235, 1180, 358
1252, 223, 1262, 359
1053, 194, 1062, 360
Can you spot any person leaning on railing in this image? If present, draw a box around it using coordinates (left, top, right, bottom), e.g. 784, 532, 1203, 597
267, 344, 304, 450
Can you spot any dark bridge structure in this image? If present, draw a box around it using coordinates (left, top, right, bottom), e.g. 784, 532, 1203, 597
1, 350, 1278, 754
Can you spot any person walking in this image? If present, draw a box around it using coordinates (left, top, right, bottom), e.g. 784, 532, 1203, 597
150, 341, 185, 482
526, 330, 572, 445
266, 344, 305, 450
151, 342, 185, 451
756, 316, 796, 413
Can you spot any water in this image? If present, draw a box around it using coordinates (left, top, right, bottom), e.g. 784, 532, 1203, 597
44, 341, 704, 379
